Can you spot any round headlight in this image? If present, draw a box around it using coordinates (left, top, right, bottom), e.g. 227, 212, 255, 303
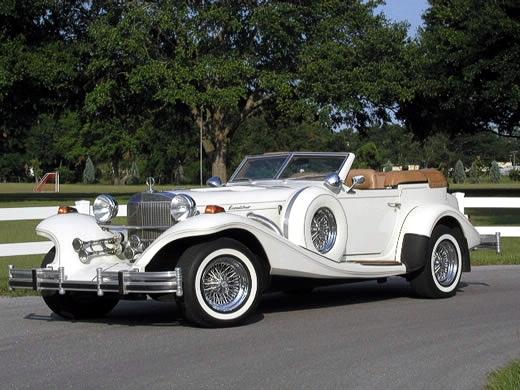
93, 194, 118, 223
170, 194, 196, 222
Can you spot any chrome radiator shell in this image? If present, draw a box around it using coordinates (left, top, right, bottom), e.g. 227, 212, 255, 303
127, 192, 176, 245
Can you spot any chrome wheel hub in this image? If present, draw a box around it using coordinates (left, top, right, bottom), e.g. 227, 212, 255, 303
200, 257, 250, 313
433, 240, 459, 287
311, 207, 337, 254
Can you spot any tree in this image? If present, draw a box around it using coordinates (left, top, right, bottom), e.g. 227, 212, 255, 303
469, 157, 484, 183
83, 156, 95, 184
0, 1, 88, 181
356, 142, 382, 169
510, 169, 520, 182
489, 161, 501, 183
127, 1, 409, 180
421, 132, 453, 169
383, 160, 393, 172
127, 161, 140, 185
399, 0, 520, 139
453, 160, 466, 184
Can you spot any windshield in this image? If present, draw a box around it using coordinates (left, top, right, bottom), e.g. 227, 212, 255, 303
231, 155, 288, 181
279, 156, 346, 180
230, 153, 348, 182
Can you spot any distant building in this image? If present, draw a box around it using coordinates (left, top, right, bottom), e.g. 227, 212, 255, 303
497, 161, 517, 175
391, 165, 420, 171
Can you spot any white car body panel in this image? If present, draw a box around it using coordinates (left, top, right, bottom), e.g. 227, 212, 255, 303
29, 152, 479, 286
36, 187, 479, 284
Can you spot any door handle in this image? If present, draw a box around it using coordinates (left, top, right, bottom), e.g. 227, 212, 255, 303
387, 202, 401, 208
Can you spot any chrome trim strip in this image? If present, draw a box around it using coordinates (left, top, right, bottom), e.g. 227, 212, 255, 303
247, 212, 283, 236
283, 187, 309, 238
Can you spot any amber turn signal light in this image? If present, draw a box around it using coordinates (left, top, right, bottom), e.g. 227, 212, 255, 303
205, 205, 225, 214
58, 205, 78, 214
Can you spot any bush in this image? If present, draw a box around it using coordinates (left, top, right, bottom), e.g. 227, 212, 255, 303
383, 160, 393, 172
453, 160, 466, 183
83, 156, 96, 184
489, 161, 501, 183
510, 169, 520, 182
57, 165, 75, 184
469, 158, 484, 183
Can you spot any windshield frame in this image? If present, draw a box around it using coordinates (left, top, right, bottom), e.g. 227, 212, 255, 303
228, 152, 350, 183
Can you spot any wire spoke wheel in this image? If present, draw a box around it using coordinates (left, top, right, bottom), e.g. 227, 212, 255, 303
200, 256, 251, 313
311, 207, 337, 254
433, 239, 459, 287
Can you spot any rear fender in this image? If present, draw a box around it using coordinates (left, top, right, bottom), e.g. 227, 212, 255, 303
396, 204, 479, 272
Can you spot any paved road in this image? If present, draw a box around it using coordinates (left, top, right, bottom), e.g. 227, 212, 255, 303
1, 266, 519, 390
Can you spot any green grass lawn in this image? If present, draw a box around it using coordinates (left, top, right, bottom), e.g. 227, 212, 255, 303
471, 237, 520, 265
466, 208, 520, 226
0, 255, 41, 296
486, 360, 520, 390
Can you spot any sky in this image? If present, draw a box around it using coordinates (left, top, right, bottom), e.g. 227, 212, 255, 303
376, 0, 429, 36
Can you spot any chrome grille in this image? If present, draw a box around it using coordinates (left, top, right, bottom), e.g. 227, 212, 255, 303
127, 192, 176, 245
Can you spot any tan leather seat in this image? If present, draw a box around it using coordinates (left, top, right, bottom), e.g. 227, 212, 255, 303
345, 169, 385, 189
420, 168, 448, 188
345, 168, 447, 190
383, 170, 428, 187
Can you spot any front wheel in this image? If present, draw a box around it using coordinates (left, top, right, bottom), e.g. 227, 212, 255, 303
41, 248, 120, 319
410, 225, 464, 298
177, 238, 263, 327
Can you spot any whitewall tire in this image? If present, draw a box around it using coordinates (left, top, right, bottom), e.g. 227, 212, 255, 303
177, 238, 263, 327
410, 225, 464, 298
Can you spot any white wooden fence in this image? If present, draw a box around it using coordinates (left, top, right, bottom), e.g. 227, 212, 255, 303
0, 193, 519, 258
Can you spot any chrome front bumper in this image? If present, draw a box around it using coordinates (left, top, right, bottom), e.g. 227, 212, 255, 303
8, 266, 183, 297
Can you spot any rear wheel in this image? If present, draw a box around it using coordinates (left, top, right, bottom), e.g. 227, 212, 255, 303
177, 238, 263, 327
410, 225, 464, 298
41, 248, 120, 319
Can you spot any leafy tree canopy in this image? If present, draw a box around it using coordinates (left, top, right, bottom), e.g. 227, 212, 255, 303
399, 0, 520, 138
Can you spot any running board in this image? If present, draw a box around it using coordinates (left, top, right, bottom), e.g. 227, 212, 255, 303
351, 260, 401, 266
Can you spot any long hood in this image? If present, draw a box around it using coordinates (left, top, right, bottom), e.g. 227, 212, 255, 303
172, 183, 301, 212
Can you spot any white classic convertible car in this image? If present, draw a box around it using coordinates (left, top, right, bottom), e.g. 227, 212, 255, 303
9, 152, 480, 327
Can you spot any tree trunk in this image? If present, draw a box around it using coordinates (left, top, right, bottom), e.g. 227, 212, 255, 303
112, 160, 120, 185
212, 139, 227, 181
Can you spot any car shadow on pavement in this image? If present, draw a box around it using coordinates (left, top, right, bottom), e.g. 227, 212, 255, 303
259, 278, 416, 314
22, 277, 483, 327
24, 300, 185, 327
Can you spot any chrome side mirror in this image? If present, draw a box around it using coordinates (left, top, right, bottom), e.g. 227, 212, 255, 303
346, 175, 365, 192
324, 172, 342, 193
206, 176, 223, 187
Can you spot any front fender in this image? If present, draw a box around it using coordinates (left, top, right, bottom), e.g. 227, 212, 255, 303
133, 213, 282, 269
135, 212, 408, 279
36, 213, 128, 280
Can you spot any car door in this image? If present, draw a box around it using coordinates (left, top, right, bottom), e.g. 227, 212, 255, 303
339, 188, 401, 255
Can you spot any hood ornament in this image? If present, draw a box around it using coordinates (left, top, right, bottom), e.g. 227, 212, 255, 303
146, 177, 155, 193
